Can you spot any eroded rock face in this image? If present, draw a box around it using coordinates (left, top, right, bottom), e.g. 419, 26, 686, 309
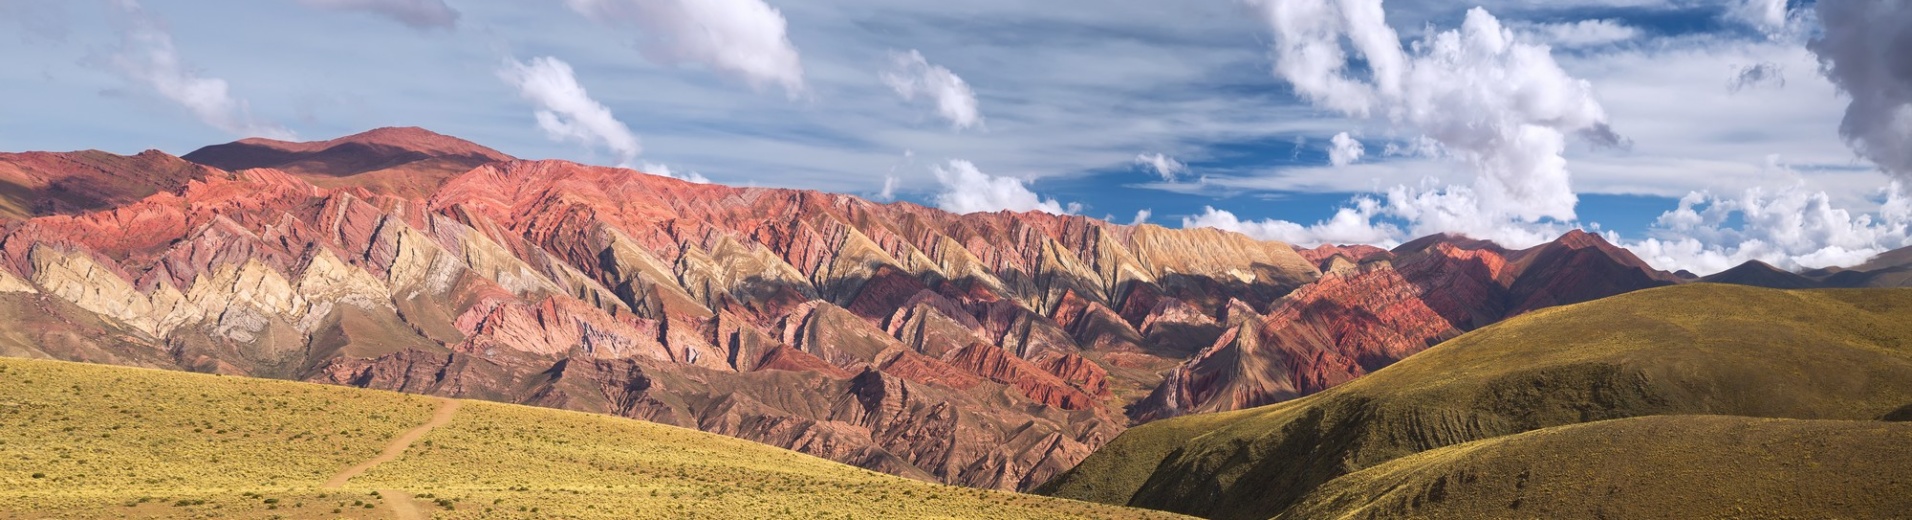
0, 130, 1680, 491
1132, 233, 1679, 421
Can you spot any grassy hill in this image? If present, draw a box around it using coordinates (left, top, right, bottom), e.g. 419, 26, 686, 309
1279, 415, 1912, 519
0, 357, 1187, 519
1039, 284, 1912, 519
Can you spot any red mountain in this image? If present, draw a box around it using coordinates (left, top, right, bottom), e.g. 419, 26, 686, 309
182, 126, 515, 199
1133, 231, 1678, 421
0, 149, 218, 219
0, 128, 1683, 490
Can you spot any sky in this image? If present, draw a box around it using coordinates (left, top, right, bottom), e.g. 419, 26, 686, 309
1, 0, 1910, 275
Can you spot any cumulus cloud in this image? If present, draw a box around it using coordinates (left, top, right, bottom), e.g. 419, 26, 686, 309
1130, 209, 1153, 226
1215, 1, 1620, 248
1328, 132, 1364, 167
882, 50, 983, 130
1134, 153, 1187, 181
298, 0, 458, 30
1516, 19, 1641, 49
1622, 182, 1912, 273
1811, 0, 1912, 178
499, 56, 643, 168
563, 0, 805, 96
105, 0, 294, 139
931, 160, 1077, 215
1184, 202, 1400, 247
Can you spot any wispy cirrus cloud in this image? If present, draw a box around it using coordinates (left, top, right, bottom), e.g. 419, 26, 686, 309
298, 0, 460, 30
1514, 19, 1641, 49
104, 0, 294, 139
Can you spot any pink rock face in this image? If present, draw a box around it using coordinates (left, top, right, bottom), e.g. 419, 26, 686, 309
1297, 244, 1393, 268
0, 129, 1682, 491
1131, 265, 1460, 421
1132, 232, 1680, 421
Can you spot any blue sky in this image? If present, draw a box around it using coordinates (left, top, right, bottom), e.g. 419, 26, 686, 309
1, 0, 1907, 274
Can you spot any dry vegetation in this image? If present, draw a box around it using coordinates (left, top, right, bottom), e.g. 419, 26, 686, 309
0, 357, 1186, 519
1281, 415, 1912, 519
0, 358, 433, 517
1043, 284, 1912, 519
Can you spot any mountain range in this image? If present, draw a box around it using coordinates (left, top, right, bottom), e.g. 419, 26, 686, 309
5, 128, 1912, 493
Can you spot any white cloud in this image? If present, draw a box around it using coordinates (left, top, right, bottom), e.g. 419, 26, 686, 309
876, 175, 900, 201
1327, 132, 1364, 167
1728, 0, 1801, 37
1134, 153, 1187, 181
930, 160, 1076, 215
1621, 182, 1912, 274
298, 0, 458, 30
1130, 209, 1152, 226
563, 0, 805, 96
882, 50, 982, 130
1516, 19, 1641, 49
105, 0, 294, 139
1557, 36, 1856, 201
499, 56, 643, 168
638, 161, 712, 183
1811, 0, 1912, 179
1225, 1, 1618, 248
1183, 202, 1399, 247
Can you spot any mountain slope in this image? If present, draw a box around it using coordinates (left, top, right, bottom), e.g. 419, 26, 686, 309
1132, 231, 1676, 421
1280, 415, 1912, 519
1040, 284, 1912, 518
0, 356, 1186, 519
0, 149, 218, 220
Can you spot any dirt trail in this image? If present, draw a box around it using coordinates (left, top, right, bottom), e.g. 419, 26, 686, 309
382, 489, 425, 520
323, 398, 462, 489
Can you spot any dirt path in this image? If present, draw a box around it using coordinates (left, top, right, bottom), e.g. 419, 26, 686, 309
323, 398, 462, 489
381, 489, 425, 520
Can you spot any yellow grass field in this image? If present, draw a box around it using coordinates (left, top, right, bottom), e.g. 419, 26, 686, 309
0, 357, 1186, 519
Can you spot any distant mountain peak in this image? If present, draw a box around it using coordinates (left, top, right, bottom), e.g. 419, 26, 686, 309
1701, 259, 1819, 289
182, 127, 516, 199
216, 126, 513, 163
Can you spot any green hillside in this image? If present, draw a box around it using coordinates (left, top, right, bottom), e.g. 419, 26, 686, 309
0, 357, 1187, 519
1040, 284, 1912, 519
